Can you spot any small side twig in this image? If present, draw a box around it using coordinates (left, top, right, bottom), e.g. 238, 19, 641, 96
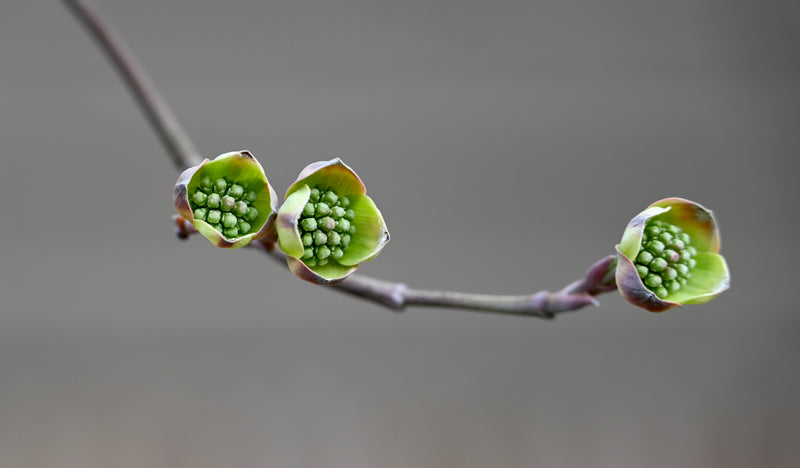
67, 0, 618, 319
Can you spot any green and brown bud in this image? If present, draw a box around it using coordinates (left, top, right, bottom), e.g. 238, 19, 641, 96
276, 158, 389, 284
174, 150, 277, 248
616, 198, 730, 312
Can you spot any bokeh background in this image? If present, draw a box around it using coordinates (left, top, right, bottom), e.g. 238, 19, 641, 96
1, 0, 798, 466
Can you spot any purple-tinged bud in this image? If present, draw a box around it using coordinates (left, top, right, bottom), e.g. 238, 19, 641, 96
615, 198, 729, 312
174, 151, 277, 248
275, 159, 389, 284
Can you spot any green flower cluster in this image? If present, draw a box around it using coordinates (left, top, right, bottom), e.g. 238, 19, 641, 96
277, 158, 389, 284
189, 176, 260, 239
174, 150, 277, 248
633, 219, 697, 299
616, 197, 729, 312
298, 187, 357, 267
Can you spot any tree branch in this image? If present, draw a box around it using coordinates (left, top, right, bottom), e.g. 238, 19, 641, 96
63, 0, 202, 170
176, 217, 617, 318
68, 0, 618, 319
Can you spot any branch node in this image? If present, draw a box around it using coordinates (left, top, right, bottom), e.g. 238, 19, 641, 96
387, 283, 407, 312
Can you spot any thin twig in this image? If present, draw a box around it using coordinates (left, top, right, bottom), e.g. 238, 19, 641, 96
177, 217, 617, 318
67, 0, 618, 319
63, 0, 202, 170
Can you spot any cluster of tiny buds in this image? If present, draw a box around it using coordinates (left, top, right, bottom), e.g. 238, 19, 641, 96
190, 176, 259, 238
634, 220, 698, 298
299, 187, 357, 267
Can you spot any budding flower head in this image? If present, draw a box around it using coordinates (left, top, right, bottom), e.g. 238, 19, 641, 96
615, 198, 730, 312
276, 158, 390, 284
174, 151, 277, 248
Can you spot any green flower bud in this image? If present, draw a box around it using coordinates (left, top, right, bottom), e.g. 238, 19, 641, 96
192, 191, 207, 206
229, 184, 244, 199
275, 158, 389, 284
234, 201, 249, 217
662, 249, 679, 263
301, 218, 318, 232
636, 251, 654, 265
318, 216, 336, 232
323, 191, 338, 205
645, 225, 660, 237
646, 240, 665, 254
246, 207, 259, 221
663, 267, 678, 281
207, 210, 221, 224
194, 207, 208, 221
222, 212, 238, 228
313, 230, 328, 246
616, 198, 729, 312
174, 150, 277, 248
315, 203, 331, 216
644, 274, 662, 288
200, 176, 212, 192
214, 178, 227, 193
336, 219, 351, 233
220, 195, 236, 212
317, 246, 331, 260
649, 257, 668, 272
207, 193, 221, 209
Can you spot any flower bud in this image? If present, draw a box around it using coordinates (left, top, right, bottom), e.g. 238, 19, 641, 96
207, 193, 221, 209
229, 184, 244, 199
174, 150, 277, 248
276, 158, 389, 284
615, 198, 730, 312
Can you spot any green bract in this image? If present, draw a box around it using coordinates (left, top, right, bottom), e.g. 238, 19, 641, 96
615, 197, 730, 312
276, 158, 390, 284
174, 150, 277, 248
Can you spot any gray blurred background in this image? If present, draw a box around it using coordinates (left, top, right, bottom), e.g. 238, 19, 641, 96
1, 0, 798, 466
